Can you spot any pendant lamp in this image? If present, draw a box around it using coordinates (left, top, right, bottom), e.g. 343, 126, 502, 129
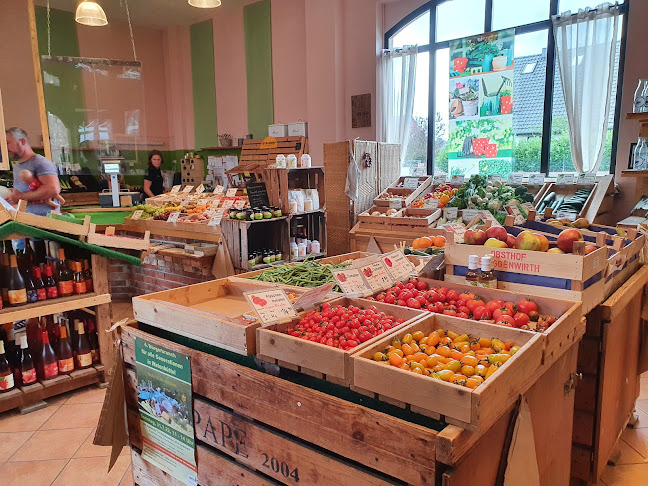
188, 0, 222, 8
75, 1, 108, 26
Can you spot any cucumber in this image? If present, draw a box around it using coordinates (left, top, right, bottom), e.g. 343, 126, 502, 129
543, 192, 556, 203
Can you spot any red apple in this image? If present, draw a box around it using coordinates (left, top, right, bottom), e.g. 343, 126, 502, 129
557, 229, 584, 253
534, 233, 550, 252
506, 234, 516, 248
486, 226, 508, 242
514, 231, 540, 251
464, 229, 487, 245
584, 245, 597, 255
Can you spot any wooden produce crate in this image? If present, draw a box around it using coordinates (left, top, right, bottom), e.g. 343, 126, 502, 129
122, 216, 221, 243
265, 166, 325, 215
239, 136, 308, 166
256, 297, 426, 385
87, 224, 150, 251
349, 223, 449, 253
351, 313, 543, 431
391, 207, 442, 228
132, 277, 305, 355
373, 176, 432, 207
220, 217, 290, 271
356, 205, 401, 231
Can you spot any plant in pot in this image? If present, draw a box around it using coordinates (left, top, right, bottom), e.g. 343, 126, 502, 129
468, 41, 501, 72
499, 89, 513, 114
218, 133, 232, 147
458, 87, 479, 116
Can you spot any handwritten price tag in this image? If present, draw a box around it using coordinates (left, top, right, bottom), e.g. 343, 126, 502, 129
383, 250, 416, 283
478, 210, 501, 226
584, 173, 596, 185
443, 223, 467, 243
462, 209, 479, 223
444, 207, 458, 220
244, 289, 298, 325
489, 174, 502, 183
221, 200, 234, 210
556, 211, 578, 221
293, 282, 336, 312
226, 188, 238, 197
131, 210, 144, 220
195, 184, 205, 194
433, 174, 447, 186
528, 173, 544, 186
233, 199, 247, 210
505, 203, 526, 225
389, 199, 403, 209
403, 177, 419, 189
166, 212, 181, 223
451, 175, 465, 185
423, 198, 439, 210
359, 259, 392, 293
182, 185, 194, 193
208, 208, 225, 227
170, 185, 181, 194
331, 268, 372, 297
556, 173, 575, 186
213, 185, 224, 195
509, 173, 523, 185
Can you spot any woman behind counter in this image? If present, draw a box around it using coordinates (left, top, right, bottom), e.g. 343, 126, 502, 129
143, 150, 165, 198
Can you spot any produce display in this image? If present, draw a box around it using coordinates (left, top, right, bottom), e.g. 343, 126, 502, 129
367, 278, 557, 332
536, 189, 591, 215
370, 328, 519, 388
376, 192, 409, 201
248, 249, 283, 267
229, 206, 283, 221
284, 302, 406, 350
410, 184, 457, 209
463, 225, 594, 254
447, 175, 534, 215
359, 208, 399, 217
250, 259, 351, 289
405, 235, 446, 256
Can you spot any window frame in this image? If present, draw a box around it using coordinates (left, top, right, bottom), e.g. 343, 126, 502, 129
384, 0, 629, 176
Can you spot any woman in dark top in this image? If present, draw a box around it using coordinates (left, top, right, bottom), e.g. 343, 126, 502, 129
143, 150, 165, 198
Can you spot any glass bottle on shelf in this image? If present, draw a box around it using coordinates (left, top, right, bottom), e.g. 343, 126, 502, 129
32, 266, 47, 301
478, 255, 497, 288
633, 79, 648, 113
0, 340, 15, 393
634, 138, 648, 170
57, 324, 74, 374
73, 262, 87, 295
45, 264, 58, 299
1, 245, 10, 304
83, 259, 93, 292
56, 249, 73, 297
8, 254, 27, 306
19, 335, 37, 386
87, 319, 100, 363
75, 321, 93, 369
38, 329, 59, 381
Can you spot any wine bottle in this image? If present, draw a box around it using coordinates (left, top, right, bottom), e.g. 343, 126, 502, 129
0, 340, 15, 393
8, 255, 27, 306
45, 264, 58, 299
56, 249, 73, 297
83, 259, 93, 292
32, 267, 47, 301
19, 335, 37, 386
38, 330, 58, 380
87, 319, 100, 363
75, 321, 93, 369
13, 334, 21, 385
73, 262, 87, 295
57, 325, 74, 374
23, 239, 34, 269
25, 317, 40, 358
24, 267, 37, 303
1, 246, 10, 304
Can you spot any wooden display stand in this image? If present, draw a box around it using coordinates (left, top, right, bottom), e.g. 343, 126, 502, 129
181, 157, 205, 186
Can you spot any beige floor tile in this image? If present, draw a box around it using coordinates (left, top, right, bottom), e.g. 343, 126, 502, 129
119, 466, 134, 486
613, 438, 648, 465
637, 398, 648, 415
622, 427, 648, 460
639, 378, 648, 400
65, 386, 106, 405
45, 391, 74, 407
40, 403, 102, 430
633, 407, 648, 429
75, 427, 112, 458
11, 427, 93, 462
53, 454, 131, 486
0, 431, 33, 463
0, 459, 67, 486
0, 405, 59, 433
601, 462, 648, 486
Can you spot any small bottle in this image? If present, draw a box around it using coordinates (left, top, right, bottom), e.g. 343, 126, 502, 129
87, 319, 100, 363
24, 268, 37, 304
0, 340, 15, 393
57, 325, 74, 374
634, 138, 648, 170
32, 267, 47, 301
73, 262, 87, 295
290, 242, 299, 259
75, 321, 93, 369
7, 255, 27, 306
45, 265, 58, 299
83, 260, 93, 292
0, 245, 9, 305
465, 254, 480, 286
478, 255, 497, 288
56, 249, 74, 297
19, 335, 37, 386
38, 329, 59, 380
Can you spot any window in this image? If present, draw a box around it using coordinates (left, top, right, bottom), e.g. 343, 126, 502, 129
385, 0, 627, 176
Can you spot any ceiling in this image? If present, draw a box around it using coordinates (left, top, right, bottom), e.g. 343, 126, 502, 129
34, 0, 227, 29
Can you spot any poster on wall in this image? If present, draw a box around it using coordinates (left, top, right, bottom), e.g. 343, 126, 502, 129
448, 29, 515, 177
135, 337, 198, 486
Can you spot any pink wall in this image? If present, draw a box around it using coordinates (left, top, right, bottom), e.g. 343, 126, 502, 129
382, 0, 429, 34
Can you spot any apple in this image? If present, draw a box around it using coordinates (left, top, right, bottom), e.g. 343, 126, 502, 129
486, 226, 508, 242
506, 234, 516, 248
534, 233, 550, 252
547, 248, 565, 254
484, 238, 508, 248
584, 245, 597, 255
464, 229, 487, 245
557, 229, 584, 253
514, 231, 540, 251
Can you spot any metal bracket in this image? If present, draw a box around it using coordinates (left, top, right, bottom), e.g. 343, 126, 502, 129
564, 372, 583, 394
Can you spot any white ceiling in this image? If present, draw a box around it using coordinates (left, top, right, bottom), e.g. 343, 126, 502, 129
34, 0, 229, 29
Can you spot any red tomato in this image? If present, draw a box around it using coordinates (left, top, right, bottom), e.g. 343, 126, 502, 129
400, 290, 413, 302
406, 298, 421, 309
513, 312, 530, 328
416, 281, 428, 291
485, 300, 504, 313
466, 299, 485, 312
472, 305, 492, 320
516, 300, 538, 315
496, 315, 515, 326
446, 289, 460, 301
442, 309, 457, 316
415, 295, 427, 306
493, 307, 514, 321
385, 293, 396, 305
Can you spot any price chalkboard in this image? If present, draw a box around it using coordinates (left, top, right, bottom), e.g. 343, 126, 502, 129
246, 182, 270, 208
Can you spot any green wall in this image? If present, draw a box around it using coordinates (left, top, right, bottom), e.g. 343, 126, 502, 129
243, 0, 274, 139
190, 20, 219, 149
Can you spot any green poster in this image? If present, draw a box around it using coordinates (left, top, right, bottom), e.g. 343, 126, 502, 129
135, 338, 197, 486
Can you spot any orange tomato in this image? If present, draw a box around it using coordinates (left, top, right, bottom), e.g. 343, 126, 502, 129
465, 378, 481, 389
412, 331, 425, 342
389, 353, 403, 367
450, 350, 464, 361
436, 369, 454, 381
401, 343, 414, 356
427, 332, 441, 347
451, 374, 468, 386
436, 346, 451, 358
444, 360, 462, 372
461, 365, 476, 377
461, 355, 479, 367
425, 354, 443, 367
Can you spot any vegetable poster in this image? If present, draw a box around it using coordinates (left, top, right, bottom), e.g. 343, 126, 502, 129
135, 337, 198, 486
448, 29, 515, 177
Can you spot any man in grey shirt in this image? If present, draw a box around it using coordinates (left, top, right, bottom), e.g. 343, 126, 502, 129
5, 127, 61, 216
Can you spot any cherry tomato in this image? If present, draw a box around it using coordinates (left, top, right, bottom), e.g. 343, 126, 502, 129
517, 300, 538, 315
472, 305, 492, 320
513, 312, 530, 328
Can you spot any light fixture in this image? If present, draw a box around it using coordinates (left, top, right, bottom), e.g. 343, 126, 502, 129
75, 1, 108, 26
188, 0, 222, 8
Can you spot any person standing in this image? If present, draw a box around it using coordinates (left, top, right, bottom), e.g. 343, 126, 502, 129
5, 127, 61, 216
143, 150, 165, 198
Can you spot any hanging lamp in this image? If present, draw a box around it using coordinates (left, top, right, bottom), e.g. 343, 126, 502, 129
75, 1, 108, 26
188, 0, 222, 8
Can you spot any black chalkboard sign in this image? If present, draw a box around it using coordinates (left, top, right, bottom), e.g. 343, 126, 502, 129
246, 181, 270, 207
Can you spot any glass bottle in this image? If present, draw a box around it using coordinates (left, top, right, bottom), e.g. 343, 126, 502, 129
5, 326, 15, 369
24, 267, 37, 304
19, 335, 37, 386
83, 259, 93, 292
56, 249, 74, 297
87, 319, 100, 363
0, 340, 15, 393
478, 255, 497, 288
75, 321, 93, 369
1, 245, 10, 304
7, 254, 27, 306
38, 329, 59, 380
13, 334, 21, 386
633, 79, 648, 113
73, 262, 87, 295
57, 325, 74, 374
634, 138, 648, 170
45, 264, 58, 299
465, 255, 480, 286
32, 267, 47, 301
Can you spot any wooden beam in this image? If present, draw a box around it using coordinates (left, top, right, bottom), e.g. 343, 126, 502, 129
0, 89, 10, 171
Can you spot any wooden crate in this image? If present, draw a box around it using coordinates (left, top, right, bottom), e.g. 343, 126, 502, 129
351, 313, 543, 431
13, 200, 91, 237
221, 217, 290, 271
373, 176, 432, 208
122, 216, 221, 243
239, 136, 308, 166
265, 167, 325, 215
256, 297, 426, 384
181, 157, 205, 186
391, 207, 442, 228
349, 223, 449, 253
87, 224, 150, 251
288, 210, 327, 262
132, 277, 305, 355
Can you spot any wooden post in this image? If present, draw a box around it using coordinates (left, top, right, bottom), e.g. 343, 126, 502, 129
92, 254, 115, 379
0, 89, 10, 171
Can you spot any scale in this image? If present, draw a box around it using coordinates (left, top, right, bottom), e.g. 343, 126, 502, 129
100, 157, 143, 208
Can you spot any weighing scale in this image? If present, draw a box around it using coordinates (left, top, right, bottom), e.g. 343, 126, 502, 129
100, 158, 143, 208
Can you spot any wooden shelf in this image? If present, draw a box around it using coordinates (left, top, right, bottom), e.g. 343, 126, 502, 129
200, 146, 243, 151
0, 292, 111, 323
626, 113, 648, 121
621, 170, 648, 178
289, 209, 326, 217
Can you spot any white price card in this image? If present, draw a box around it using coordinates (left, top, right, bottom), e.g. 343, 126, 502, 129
213, 185, 224, 195
423, 198, 439, 210
584, 173, 596, 185
359, 259, 393, 293
167, 212, 181, 223
433, 174, 447, 186
226, 188, 238, 197
556, 173, 575, 186
233, 199, 246, 210
181, 198, 191, 207
555, 211, 578, 221
443, 223, 467, 243
462, 209, 479, 223
478, 210, 501, 226
244, 289, 299, 325
382, 250, 416, 283
331, 268, 372, 297
182, 185, 194, 193
576, 173, 586, 185
221, 199, 234, 210
293, 282, 336, 312
489, 174, 502, 183
509, 173, 524, 185
170, 185, 181, 194
505, 203, 526, 225
389, 198, 403, 209
210, 199, 220, 209
208, 208, 225, 227
403, 177, 419, 189
451, 174, 465, 185
131, 210, 144, 220
195, 184, 205, 194
444, 207, 458, 220
528, 173, 544, 186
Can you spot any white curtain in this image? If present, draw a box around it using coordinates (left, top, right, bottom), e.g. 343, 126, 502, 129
380, 45, 418, 162
553, 3, 620, 173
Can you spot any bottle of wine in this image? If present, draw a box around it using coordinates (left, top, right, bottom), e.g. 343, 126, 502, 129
1, 245, 10, 304
44, 315, 58, 351
73, 262, 87, 295
75, 321, 93, 369
0, 340, 15, 393
32, 267, 47, 301
87, 319, 100, 363
57, 325, 74, 374
13, 334, 21, 386
83, 259, 93, 292
8, 255, 27, 306
23, 239, 34, 269
38, 329, 58, 380
45, 264, 58, 299
19, 335, 37, 386
25, 317, 40, 358
56, 249, 73, 297
24, 267, 37, 303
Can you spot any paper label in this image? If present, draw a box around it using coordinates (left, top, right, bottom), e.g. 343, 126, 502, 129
528, 173, 544, 185
423, 198, 439, 210
293, 282, 336, 312
451, 174, 465, 185
359, 259, 393, 293
403, 177, 419, 189
331, 268, 372, 297
131, 210, 144, 220
462, 209, 479, 223
244, 289, 298, 324
0, 373, 14, 391
444, 207, 458, 220
383, 250, 416, 283
58, 357, 74, 373
478, 210, 501, 226
584, 173, 596, 185
443, 223, 467, 243
170, 185, 181, 194
76, 352, 93, 368
233, 200, 246, 210
555, 211, 578, 221
389, 199, 403, 209
576, 173, 586, 185
505, 203, 526, 225
433, 174, 447, 186
195, 184, 205, 194
509, 173, 523, 185
489, 174, 502, 183
167, 212, 181, 223
208, 209, 225, 227
220, 200, 234, 210
556, 173, 575, 186
182, 185, 194, 193
226, 188, 238, 197
213, 185, 224, 195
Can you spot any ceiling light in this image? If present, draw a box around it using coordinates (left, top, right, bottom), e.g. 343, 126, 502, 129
75, 1, 108, 26
188, 0, 222, 8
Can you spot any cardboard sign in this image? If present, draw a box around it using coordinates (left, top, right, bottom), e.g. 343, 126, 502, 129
131, 210, 144, 220
233, 199, 246, 210
478, 210, 501, 226
556, 173, 575, 186
167, 212, 181, 223
359, 259, 393, 293
208, 208, 225, 227
509, 173, 523, 185
424, 198, 439, 210
170, 185, 181, 194
389, 199, 403, 209
444, 207, 458, 220
383, 250, 416, 283
528, 173, 544, 186
403, 177, 419, 189
213, 185, 224, 195
182, 185, 194, 193
244, 289, 298, 325
293, 282, 336, 312
506, 203, 526, 225
221, 200, 234, 210
331, 268, 372, 297
195, 184, 205, 194
226, 188, 238, 197
451, 174, 465, 185
433, 174, 447, 186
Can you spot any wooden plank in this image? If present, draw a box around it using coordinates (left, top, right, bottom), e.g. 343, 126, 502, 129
571, 445, 594, 482
574, 374, 597, 414
122, 217, 222, 243
573, 410, 595, 447
121, 327, 437, 485
14, 202, 90, 236
576, 337, 600, 374
0, 89, 10, 171
87, 225, 150, 251
600, 264, 648, 320
0, 292, 111, 323
0, 388, 25, 414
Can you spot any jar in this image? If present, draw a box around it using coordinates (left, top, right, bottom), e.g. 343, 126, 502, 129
300, 154, 312, 168
298, 242, 307, 257
304, 197, 314, 212
634, 80, 648, 113
254, 208, 263, 220
290, 242, 299, 259
311, 240, 320, 254
634, 138, 648, 169
248, 252, 257, 267
275, 250, 282, 261
276, 154, 286, 168
288, 199, 298, 213
272, 207, 282, 217
286, 154, 298, 168
262, 251, 273, 264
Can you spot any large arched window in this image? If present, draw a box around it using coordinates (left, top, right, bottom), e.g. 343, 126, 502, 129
386, 0, 627, 177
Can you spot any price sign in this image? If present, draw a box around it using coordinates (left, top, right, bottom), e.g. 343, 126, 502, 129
208, 208, 225, 227
505, 203, 526, 225
210, 199, 220, 209
423, 198, 439, 210
383, 250, 416, 283
403, 177, 419, 189
226, 188, 238, 197
331, 268, 372, 297
576, 173, 586, 185
195, 184, 205, 194
462, 209, 479, 223
451, 174, 465, 185
528, 173, 544, 186
131, 210, 144, 220
293, 282, 336, 312
478, 210, 501, 226
509, 173, 524, 185
213, 185, 224, 195
221, 199, 234, 210
167, 212, 181, 223
584, 173, 596, 185
444, 207, 458, 220
556, 211, 578, 221
443, 223, 467, 243
181, 198, 191, 207
433, 174, 447, 186
556, 173, 575, 186
489, 174, 502, 183
244, 289, 298, 325
389, 198, 403, 209
412, 165, 426, 176
170, 185, 181, 194
359, 259, 393, 293
182, 185, 194, 193
233, 199, 247, 210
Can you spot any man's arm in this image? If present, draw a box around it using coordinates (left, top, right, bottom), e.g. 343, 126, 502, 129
9, 174, 60, 203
